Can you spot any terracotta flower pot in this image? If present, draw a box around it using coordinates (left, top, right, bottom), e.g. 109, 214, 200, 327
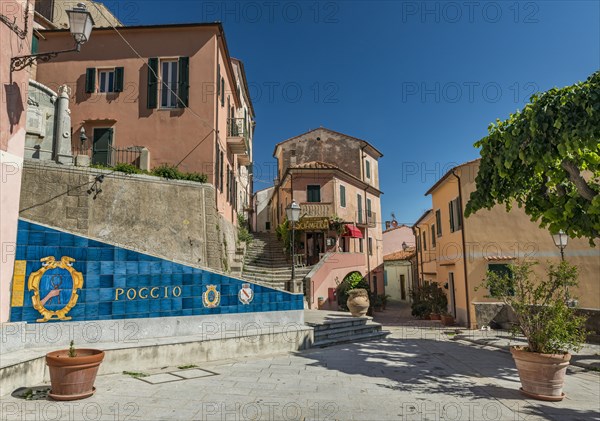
430, 313, 441, 320
347, 289, 370, 317
441, 314, 455, 326
510, 346, 571, 401
46, 349, 105, 401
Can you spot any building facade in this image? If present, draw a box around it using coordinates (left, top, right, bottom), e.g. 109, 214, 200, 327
383, 249, 416, 302
33, 22, 254, 226
269, 128, 385, 302
414, 159, 600, 328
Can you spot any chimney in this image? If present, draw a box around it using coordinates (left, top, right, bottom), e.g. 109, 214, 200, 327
385, 221, 391, 230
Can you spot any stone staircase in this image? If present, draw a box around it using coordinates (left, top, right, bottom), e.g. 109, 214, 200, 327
306, 316, 389, 348
242, 232, 312, 291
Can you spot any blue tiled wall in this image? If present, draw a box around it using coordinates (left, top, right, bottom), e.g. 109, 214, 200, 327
10, 220, 303, 323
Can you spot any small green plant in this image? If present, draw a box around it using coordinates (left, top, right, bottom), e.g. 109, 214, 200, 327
113, 162, 143, 174
151, 164, 208, 183
237, 214, 253, 243
123, 371, 148, 378
480, 261, 587, 354
68, 340, 76, 357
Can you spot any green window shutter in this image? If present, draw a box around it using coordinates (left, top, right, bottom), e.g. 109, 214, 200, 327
31, 35, 39, 54
178, 56, 190, 107
431, 225, 436, 247
340, 185, 346, 207
455, 199, 463, 229
436, 210, 442, 236
366, 160, 371, 178
114, 67, 124, 92
85, 68, 96, 93
449, 201, 455, 232
147, 58, 158, 109
217, 64, 221, 96
221, 78, 225, 106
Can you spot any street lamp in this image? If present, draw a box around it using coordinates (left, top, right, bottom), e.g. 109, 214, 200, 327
286, 200, 301, 286
552, 230, 568, 261
11, 3, 95, 72
402, 241, 408, 251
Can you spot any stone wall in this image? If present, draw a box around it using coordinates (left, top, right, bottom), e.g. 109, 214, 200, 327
19, 160, 238, 273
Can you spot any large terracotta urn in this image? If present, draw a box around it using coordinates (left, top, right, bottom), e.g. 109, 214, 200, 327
46, 348, 105, 401
510, 346, 571, 401
347, 289, 370, 317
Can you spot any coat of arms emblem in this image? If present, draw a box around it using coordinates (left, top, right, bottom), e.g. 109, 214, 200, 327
28, 256, 83, 322
238, 283, 254, 305
202, 285, 220, 308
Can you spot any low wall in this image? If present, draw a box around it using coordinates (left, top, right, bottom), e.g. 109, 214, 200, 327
19, 160, 238, 272
305, 252, 366, 309
474, 302, 600, 335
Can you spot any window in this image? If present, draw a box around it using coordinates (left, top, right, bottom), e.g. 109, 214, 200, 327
416, 234, 421, 251
86, 67, 123, 94
435, 210, 442, 237
160, 60, 179, 108
488, 264, 515, 297
359, 238, 364, 253
221, 78, 225, 107
366, 198, 372, 217
431, 225, 436, 248
365, 160, 371, 179
423, 231, 427, 251
368, 237, 373, 255
219, 151, 224, 191
266, 222, 271, 230
340, 185, 346, 207
98, 69, 115, 93
449, 198, 462, 232
307, 185, 321, 203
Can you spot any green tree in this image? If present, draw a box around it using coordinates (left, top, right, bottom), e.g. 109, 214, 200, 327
465, 71, 600, 243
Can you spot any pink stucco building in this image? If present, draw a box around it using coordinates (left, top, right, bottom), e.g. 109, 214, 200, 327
33, 22, 254, 225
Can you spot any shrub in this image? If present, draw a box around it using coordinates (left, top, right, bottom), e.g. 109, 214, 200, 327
151, 164, 207, 183
410, 283, 447, 318
113, 162, 142, 174
480, 261, 587, 354
337, 273, 370, 311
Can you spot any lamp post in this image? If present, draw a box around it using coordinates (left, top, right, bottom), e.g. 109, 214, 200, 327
286, 201, 301, 288
552, 230, 568, 261
402, 241, 408, 252
11, 3, 94, 72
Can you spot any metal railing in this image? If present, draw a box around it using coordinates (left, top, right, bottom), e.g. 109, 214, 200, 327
73, 144, 143, 168
356, 210, 376, 227
227, 118, 250, 153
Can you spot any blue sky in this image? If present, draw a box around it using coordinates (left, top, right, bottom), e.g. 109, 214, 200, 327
100, 0, 599, 225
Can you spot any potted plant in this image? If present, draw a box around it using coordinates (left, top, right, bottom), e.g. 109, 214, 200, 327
441, 313, 455, 326
372, 294, 383, 312
46, 340, 105, 401
347, 289, 370, 317
480, 261, 587, 401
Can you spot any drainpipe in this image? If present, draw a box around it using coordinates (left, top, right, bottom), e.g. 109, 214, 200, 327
360, 145, 375, 296
411, 226, 420, 290
452, 170, 471, 329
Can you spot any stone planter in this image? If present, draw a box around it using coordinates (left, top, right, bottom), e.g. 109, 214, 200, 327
347, 289, 370, 317
46, 349, 105, 401
510, 346, 571, 401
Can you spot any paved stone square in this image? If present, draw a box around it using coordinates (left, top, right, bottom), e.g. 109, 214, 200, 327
2, 324, 599, 421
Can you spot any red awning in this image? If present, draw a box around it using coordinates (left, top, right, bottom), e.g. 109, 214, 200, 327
343, 224, 363, 238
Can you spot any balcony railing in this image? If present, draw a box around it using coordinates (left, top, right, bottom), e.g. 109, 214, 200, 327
300, 202, 334, 218
73, 145, 144, 168
227, 118, 250, 157
356, 210, 376, 228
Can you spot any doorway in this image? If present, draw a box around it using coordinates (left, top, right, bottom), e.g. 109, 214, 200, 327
92, 127, 113, 166
306, 232, 324, 265
400, 274, 406, 300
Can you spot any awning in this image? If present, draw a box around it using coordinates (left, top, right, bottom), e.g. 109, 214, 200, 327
342, 224, 363, 238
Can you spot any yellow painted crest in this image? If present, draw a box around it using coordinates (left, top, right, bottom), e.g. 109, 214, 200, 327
202, 284, 220, 308
28, 256, 84, 322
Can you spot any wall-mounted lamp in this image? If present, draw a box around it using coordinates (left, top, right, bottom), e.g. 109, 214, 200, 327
11, 3, 94, 72
80, 127, 88, 142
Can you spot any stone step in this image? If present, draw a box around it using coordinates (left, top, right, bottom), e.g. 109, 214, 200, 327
314, 324, 382, 341
309, 318, 370, 332
312, 331, 390, 348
